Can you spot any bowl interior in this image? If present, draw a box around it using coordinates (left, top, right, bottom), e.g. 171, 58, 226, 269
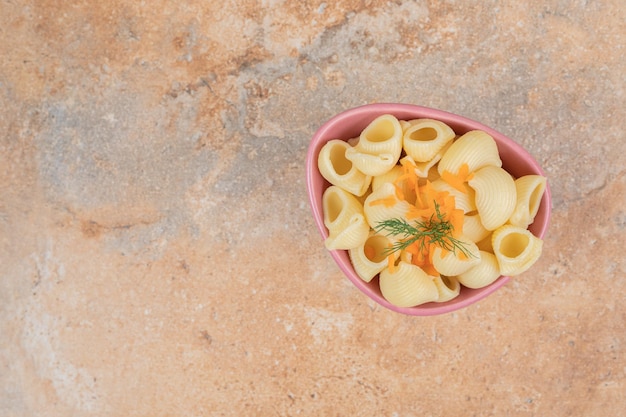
306, 103, 551, 316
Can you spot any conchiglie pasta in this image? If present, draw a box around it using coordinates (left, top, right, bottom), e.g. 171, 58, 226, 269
463, 212, 491, 243
322, 186, 369, 250
509, 175, 547, 228
438, 130, 502, 176
402, 118, 456, 162
492, 224, 543, 276
379, 261, 439, 307
344, 149, 399, 177
456, 251, 501, 289
431, 237, 481, 276
432, 275, 461, 302
469, 166, 516, 231
413, 141, 453, 178
318, 139, 371, 196
345, 115, 403, 176
363, 182, 411, 228
349, 233, 399, 282
372, 165, 403, 192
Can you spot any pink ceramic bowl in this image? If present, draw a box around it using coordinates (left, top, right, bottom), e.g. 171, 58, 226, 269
306, 103, 551, 316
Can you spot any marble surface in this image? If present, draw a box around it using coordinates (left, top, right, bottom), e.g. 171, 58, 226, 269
1, 1, 625, 415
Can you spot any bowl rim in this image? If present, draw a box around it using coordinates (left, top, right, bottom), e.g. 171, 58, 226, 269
306, 103, 552, 316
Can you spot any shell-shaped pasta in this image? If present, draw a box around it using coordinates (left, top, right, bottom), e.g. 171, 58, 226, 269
379, 261, 440, 307
363, 183, 411, 228
344, 115, 403, 176
509, 175, 547, 228
357, 114, 403, 157
318, 139, 371, 196
437, 130, 502, 176
414, 141, 453, 178
372, 165, 403, 192
344, 148, 398, 176
492, 225, 543, 276
349, 232, 399, 282
322, 186, 369, 250
324, 214, 370, 250
469, 166, 516, 231
431, 237, 481, 276
432, 275, 461, 303
463, 212, 491, 243
431, 178, 477, 214
456, 251, 501, 289
402, 118, 456, 162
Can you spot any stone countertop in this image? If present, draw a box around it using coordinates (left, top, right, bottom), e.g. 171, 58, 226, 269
1, 1, 624, 416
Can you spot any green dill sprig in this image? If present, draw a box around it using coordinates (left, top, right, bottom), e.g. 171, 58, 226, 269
373, 201, 475, 259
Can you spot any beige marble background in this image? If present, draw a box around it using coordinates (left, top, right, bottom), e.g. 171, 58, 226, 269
1, 1, 625, 416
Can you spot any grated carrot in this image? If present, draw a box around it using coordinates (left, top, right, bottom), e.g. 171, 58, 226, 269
441, 163, 474, 194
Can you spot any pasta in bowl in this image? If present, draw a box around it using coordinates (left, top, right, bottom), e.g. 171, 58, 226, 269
306, 103, 551, 316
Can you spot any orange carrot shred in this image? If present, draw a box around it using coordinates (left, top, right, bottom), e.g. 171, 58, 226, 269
441, 163, 474, 194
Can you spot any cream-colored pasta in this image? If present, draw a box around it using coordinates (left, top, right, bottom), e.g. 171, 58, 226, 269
432, 275, 461, 302
509, 175, 547, 228
468, 165, 516, 231
463, 212, 491, 243
431, 178, 477, 214
344, 150, 399, 177
456, 251, 501, 289
379, 261, 439, 307
431, 237, 481, 276
363, 182, 411, 228
345, 114, 403, 176
349, 232, 399, 282
318, 139, 371, 196
399, 119, 416, 132
322, 186, 370, 250
402, 118, 456, 162
492, 224, 543, 276
437, 130, 502, 176
413, 141, 453, 178
371, 165, 403, 192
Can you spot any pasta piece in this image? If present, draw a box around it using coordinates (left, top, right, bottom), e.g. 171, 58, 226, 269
414, 141, 453, 178
363, 182, 411, 229
432, 275, 461, 303
345, 115, 403, 176
399, 119, 417, 132
431, 178, 477, 214
357, 114, 403, 156
347, 136, 359, 147
456, 251, 501, 289
431, 237, 481, 276
372, 165, 403, 192
509, 175, 547, 228
322, 186, 369, 250
468, 166, 516, 231
349, 232, 399, 282
463, 212, 491, 243
437, 130, 502, 176
402, 118, 456, 162
344, 149, 399, 177
379, 261, 439, 307
318, 139, 371, 196
492, 225, 543, 276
